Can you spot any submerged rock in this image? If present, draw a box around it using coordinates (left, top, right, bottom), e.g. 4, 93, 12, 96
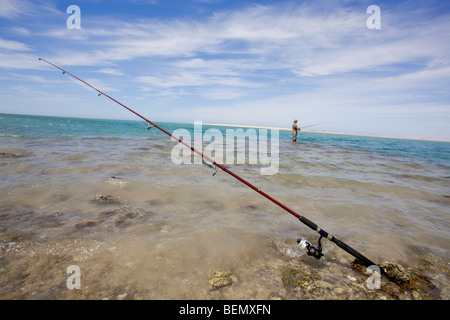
350, 259, 369, 274
117, 293, 127, 300
5, 232, 34, 242
94, 194, 120, 205
208, 270, 233, 290
351, 259, 441, 299
114, 212, 138, 227
242, 204, 258, 211
99, 210, 119, 218
281, 268, 313, 288
75, 221, 97, 229
33, 212, 64, 228
0, 153, 25, 159
378, 261, 412, 288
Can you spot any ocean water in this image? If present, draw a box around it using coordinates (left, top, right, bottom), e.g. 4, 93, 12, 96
0, 112, 449, 300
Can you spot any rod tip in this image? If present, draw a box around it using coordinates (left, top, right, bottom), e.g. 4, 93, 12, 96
38, 58, 42, 60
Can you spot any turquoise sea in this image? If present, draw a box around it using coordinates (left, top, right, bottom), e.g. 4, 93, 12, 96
0, 112, 449, 299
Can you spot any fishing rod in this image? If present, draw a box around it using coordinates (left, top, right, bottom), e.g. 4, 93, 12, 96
39, 58, 379, 269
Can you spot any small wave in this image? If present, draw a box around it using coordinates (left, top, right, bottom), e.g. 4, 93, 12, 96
0, 152, 28, 159
82, 136, 124, 141
0, 239, 114, 261
0, 133, 26, 138
273, 238, 334, 259
274, 239, 305, 258
105, 177, 129, 188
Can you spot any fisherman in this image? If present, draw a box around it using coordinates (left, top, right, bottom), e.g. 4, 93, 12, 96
292, 119, 300, 141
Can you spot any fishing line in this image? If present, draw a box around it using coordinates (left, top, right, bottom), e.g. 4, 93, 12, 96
39, 58, 380, 271
301, 123, 330, 130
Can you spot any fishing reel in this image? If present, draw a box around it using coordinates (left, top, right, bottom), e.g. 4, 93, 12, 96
297, 236, 324, 259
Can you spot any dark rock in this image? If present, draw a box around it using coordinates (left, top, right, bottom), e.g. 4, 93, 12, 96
281, 268, 313, 288
0, 153, 25, 159
242, 204, 258, 211
114, 212, 137, 227
99, 210, 119, 217
208, 270, 233, 290
351, 259, 441, 299
75, 221, 97, 229
378, 261, 412, 287
94, 194, 120, 205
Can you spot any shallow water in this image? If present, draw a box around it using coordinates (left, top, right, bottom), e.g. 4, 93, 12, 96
0, 113, 449, 300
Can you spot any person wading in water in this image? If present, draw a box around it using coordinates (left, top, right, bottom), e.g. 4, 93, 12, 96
292, 119, 300, 141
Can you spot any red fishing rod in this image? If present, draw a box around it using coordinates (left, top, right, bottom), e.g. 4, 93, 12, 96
39, 58, 379, 268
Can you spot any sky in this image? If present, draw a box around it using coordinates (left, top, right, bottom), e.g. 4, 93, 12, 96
0, 0, 449, 141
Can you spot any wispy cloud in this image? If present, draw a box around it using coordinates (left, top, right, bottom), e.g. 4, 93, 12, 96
12, 27, 30, 36
36, 3, 448, 81
0, 0, 28, 19
0, 0, 60, 19
6, 2, 450, 76
0, 53, 42, 69
0, 38, 32, 51
98, 68, 125, 76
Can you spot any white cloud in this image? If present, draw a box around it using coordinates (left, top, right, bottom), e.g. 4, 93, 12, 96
8, 73, 63, 84
41, 28, 90, 41
199, 88, 247, 100
137, 72, 260, 89
0, 0, 60, 19
0, 53, 42, 69
0, 38, 32, 51
81, 78, 119, 93
98, 68, 124, 76
12, 27, 31, 36
0, 0, 27, 19
9, 2, 450, 80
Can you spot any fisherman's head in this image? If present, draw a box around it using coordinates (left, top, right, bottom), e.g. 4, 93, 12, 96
294, 119, 298, 123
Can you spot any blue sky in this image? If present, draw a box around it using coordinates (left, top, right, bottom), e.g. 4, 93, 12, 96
0, 0, 449, 140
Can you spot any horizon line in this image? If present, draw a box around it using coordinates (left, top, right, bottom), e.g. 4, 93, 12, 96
203, 123, 450, 143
